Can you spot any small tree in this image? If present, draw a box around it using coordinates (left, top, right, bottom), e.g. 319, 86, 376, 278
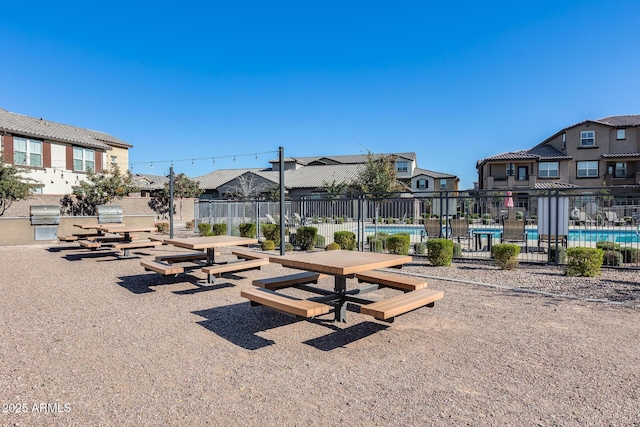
61, 165, 137, 215
149, 173, 201, 220
0, 161, 38, 216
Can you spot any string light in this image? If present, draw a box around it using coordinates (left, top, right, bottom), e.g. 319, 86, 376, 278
129, 150, 277, 170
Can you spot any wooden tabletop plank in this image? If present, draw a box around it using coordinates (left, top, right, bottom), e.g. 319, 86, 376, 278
164, 236, 258, 250
269, 250, 411, 276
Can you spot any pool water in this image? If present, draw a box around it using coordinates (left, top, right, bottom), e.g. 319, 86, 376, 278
364, 226, 640, 244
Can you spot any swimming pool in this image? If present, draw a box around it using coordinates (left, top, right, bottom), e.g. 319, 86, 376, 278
364, 225, 640, 244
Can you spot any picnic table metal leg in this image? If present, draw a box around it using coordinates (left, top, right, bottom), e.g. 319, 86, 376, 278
207, 248, 215, 265
334, 276, 347, 323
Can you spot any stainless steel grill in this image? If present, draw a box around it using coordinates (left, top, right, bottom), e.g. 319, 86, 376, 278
30, 205, 61, 225
97, 205, 123, 223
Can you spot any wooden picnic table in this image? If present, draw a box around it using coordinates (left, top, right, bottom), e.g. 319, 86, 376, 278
163, 236, 259, 266
268, 250, 413, 322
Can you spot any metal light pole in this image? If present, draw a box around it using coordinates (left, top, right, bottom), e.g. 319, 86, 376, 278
169, 165, 174, 239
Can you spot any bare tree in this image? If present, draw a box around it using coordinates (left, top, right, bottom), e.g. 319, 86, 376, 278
226, 175, 269, 200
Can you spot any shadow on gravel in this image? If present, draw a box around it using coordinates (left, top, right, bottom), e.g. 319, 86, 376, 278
193, 303, 297, 350
47, 245, 81, 252
117, 273, 202, 294
193, 303, 390, 351
302, 321, 388, 351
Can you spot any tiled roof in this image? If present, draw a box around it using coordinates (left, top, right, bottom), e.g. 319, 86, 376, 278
197, 153, 456, 192
284, 164, 364, 188
132, 173, 169, 190
535, 182, 579, 189
194, 168, 270, 189
594, 115, 640, 127
413, 167, 457, 179
0, 108, 131, 149
601, 152, 640, 158
270, 152, 417, 165
477, 146, 571, 167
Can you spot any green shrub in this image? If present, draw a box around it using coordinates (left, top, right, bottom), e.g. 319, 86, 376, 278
335, 217, 344, 224
211, 223, 226, 236
367, 233, 388, 250
602, 250, 623, 266
369, 238, 384, 253
453, 242, 462, 257
426, 239, 454, 266
284, 242, 294, 252
262, 224, 280, 245
596, 241, 621, 252
565, 247, 603, 277
385, 217, 394, 224
491, 243, 520, 270
239, 223, 257, 238
325, 242, 341, 251
297, 226, 318, 250
621, 247, 640, 264
413, 242, 426, 255
185, 220, 194, 231
387, 234, 410, 255
197, 222, 211, 236
261, 240, 275, 251
549, 245, 567, 264
316, 235, 326, 248
156, 222, 169, 234
334, 231, 356, 250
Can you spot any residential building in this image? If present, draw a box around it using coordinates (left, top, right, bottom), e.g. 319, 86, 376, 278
0, 108, 132, 194
196, 152, 459, 199
476, 115, 640, 194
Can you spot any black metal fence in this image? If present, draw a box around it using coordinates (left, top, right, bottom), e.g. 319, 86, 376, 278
195, 188, 640, 268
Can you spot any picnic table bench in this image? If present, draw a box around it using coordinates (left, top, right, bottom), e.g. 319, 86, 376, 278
201, 258, 269, 282
77, 240, 102, 250
360, 288, 444, 322
231, 249, 270, 260
155, 252, 219, 264
356, 270, 428, 292
241, 288, 332, 318
140, 260, 185, 275
252, 272, 326, 290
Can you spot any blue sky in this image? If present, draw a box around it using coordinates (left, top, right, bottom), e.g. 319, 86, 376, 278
2, 1, 639, 189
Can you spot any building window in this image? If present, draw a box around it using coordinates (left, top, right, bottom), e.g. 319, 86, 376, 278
396, 161, 408, 173
517, 166, 528, 181
562, 133, 566, 150
439, 179, 447, 189
13, 137, 42, 167
30, 186, 43, 194
615, 162, 627, 178
417, 179, 427, 190
111, 155, 117, 164
577, 161, 598, 177
538, 162, 559, 178
617, 129, 626, 140
506, 163, 514, 176
580, 130, 595, 147
73, 147, 95, 172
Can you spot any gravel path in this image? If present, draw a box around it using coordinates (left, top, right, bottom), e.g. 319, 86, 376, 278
1, 243, 638, 426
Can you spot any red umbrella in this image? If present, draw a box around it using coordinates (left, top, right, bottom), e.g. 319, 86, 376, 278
504, 191, 514, 209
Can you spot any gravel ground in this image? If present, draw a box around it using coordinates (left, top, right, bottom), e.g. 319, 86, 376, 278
0, 242, 639, 427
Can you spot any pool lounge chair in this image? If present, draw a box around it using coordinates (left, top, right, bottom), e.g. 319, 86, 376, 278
501, 219, 528, 252
603, 211, 626, 226
424, 220, 443, 239
449, 218, 471, 250
577, 212, 595, 225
